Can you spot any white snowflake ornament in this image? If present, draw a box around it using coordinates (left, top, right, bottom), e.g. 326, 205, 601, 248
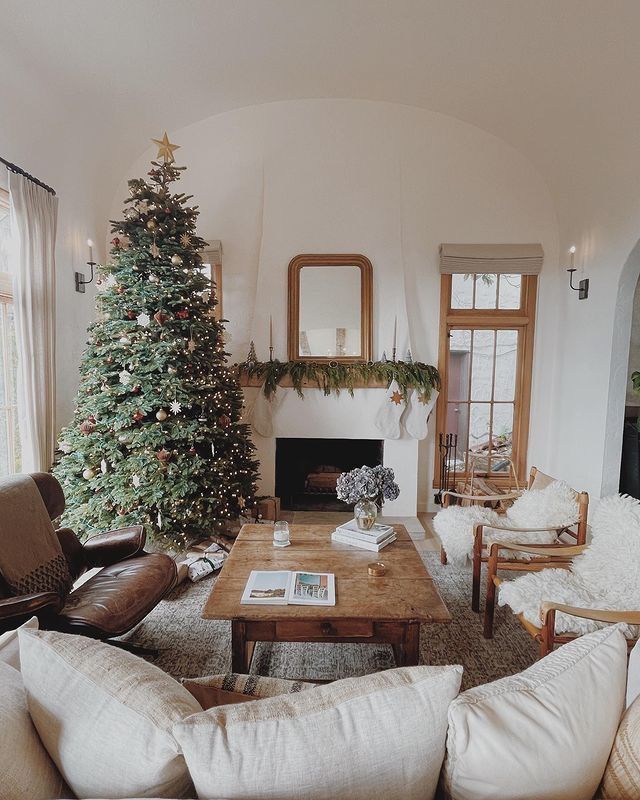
136, 312, 151, 327
132, 474, 141, 488
119, 370, 132, 386
170, 399, 182, 415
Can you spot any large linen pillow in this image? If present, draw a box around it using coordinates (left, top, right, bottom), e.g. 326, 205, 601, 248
598, 692, 640, 799
174, 664, 462, 800
442, 625, 627, 800
19, 629, 201, 799
0, 615, 39, 670
0, 661, 71, 800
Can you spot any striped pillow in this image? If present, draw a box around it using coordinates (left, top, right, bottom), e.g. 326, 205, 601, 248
599, 694, 640, 799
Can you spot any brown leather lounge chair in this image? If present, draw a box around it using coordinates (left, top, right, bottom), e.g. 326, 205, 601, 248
0, 473, 177, 653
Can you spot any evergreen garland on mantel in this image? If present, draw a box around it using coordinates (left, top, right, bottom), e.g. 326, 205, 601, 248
237, 359, 440, 399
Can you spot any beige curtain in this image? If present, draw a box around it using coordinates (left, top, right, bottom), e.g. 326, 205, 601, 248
9, 172, 58, 472
439, 243, 544, 274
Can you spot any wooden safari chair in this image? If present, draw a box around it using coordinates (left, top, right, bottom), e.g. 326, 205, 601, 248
470, 467, 588, 619
484, 493, 640, 656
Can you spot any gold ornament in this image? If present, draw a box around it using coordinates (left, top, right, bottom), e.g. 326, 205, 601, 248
82, 468, 96, 480
179, 233, 192, 247
150, 238, 161, 258
152, 132, 180, 164
187, 339, 196, 353
171, 254, 183, 265
146, 219, 157, 230
156, 408, 168, 421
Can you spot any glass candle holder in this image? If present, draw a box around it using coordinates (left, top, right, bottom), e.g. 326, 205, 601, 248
273, 521, 291, 548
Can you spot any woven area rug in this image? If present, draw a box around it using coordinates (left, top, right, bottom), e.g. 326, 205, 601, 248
124, 552, 537, 689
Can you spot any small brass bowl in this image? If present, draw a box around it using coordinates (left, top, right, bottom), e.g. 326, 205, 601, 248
367, 561, 387, 577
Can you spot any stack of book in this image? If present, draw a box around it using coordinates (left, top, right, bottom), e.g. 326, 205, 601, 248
331, 519, 397, 552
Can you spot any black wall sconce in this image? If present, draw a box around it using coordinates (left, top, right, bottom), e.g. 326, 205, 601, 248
567, 245, 589, 300
75, 238, 97, 293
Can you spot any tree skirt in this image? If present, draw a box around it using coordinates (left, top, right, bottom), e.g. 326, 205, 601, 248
121, 552, 537, 690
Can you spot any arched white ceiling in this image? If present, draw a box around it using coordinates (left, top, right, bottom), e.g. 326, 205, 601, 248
2, 0, 640, 223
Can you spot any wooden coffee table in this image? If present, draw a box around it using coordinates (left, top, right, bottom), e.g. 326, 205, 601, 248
203, 523, 451, 674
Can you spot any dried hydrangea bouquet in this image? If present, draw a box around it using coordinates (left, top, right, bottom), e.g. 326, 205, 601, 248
336, 465, 400, 530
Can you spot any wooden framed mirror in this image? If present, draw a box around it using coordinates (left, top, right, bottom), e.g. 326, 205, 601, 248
287, 254, 373, 362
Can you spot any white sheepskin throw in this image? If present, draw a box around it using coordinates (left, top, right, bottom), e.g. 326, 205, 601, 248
499, 494, 640, 636
433, 505, 501, 565
434, 480, 579, 565
507, 480, 579, 529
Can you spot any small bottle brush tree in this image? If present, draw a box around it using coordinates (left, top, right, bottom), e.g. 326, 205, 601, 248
54, 135, 259, 549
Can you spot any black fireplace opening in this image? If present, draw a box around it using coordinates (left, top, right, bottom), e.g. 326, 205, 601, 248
275, 438, 384, 511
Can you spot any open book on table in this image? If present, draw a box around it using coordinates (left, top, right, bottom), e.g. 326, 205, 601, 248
241, 570, 336, 606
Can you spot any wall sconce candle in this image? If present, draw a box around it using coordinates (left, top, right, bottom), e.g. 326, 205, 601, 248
566, 245, 589, 300
75, 238, 97, 293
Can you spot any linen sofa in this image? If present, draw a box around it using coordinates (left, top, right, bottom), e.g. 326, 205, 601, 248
1, 618, 638, 800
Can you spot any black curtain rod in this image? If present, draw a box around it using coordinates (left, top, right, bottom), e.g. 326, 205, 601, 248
0, 156, 56, 196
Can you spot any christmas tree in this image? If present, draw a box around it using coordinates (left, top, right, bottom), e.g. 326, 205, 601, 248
54, 133, 259, 549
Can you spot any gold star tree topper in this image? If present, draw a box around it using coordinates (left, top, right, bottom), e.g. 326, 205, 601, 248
152, 132, 180, 164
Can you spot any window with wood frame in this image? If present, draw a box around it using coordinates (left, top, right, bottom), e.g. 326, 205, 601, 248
0, 188, 21, 475
434, 269, 538, 486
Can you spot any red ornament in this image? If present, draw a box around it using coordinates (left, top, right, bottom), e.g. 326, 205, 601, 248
80, 420, 95, 435
116, 286, 125, 295
156, 448, 171, 462
111, 237, 121, 248
189, 447, 196, 455
154, 311, 170, 325
117, 508, 127, 515
132, 385, 141, 393
127, 311, 136, 319
88, 415, 96, 423
132, 410, 145, 422
175, 309, 189, 319
218, 414, 231, 428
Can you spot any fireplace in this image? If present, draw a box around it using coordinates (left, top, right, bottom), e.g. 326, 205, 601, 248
275, 438, 384, 511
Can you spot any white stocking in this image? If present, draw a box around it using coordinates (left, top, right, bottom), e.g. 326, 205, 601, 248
403, 389, 439, 440
374, 380, 406, 439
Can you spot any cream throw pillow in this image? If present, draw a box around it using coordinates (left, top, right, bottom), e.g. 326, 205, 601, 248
0, 615, 38, 670
19, 629, 201, 799
0, 661, 71, 800
174, 664, 463, 800
598, 692, 640, 799
442, 625, 627, 800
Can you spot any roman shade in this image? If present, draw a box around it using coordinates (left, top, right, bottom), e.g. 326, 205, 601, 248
439, 244, 544, 275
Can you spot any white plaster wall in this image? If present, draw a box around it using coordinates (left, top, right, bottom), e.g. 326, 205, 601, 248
0, 48, 108, 434
115, 99, 559, 510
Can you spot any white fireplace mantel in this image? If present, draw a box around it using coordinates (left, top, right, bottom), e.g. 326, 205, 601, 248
243, 387, 420, 522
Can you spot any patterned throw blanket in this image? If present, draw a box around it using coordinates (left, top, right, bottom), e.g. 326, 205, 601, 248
0, 475, 72, 597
